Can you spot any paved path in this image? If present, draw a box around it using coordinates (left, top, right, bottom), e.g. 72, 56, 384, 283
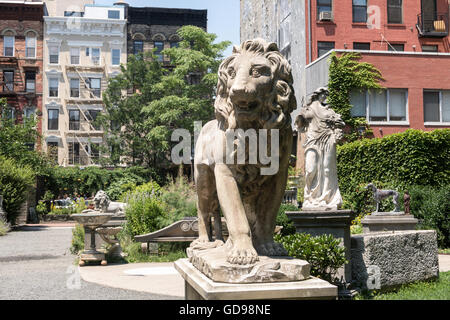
0, 226, 181, 300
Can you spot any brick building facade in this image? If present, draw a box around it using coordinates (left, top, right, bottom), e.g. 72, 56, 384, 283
126, 5, 207, 65
0, 1, 45, 143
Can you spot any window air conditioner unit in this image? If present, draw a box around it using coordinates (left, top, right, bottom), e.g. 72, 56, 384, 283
319, 11, 333, 21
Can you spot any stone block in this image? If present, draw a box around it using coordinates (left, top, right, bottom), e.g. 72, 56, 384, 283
351, 230, 439, 291
362, 214, 418, 233
174, 258, 337, 300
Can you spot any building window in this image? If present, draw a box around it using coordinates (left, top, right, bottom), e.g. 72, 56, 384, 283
69, 110, 80, 131
387, 0, 403, 24
317, 41, 334, 58
353, 42, 370, 50
133, 41, 143, 55
70, 47, 80, 64
112, 48, 120, 65
47, 141, 58, 163
388, 43, 404, 51
25, 34, 36, 58
25, 72, 35, 93
2, 107, 14, 120
154, 41, 164, 61
90, 143, 100, 162
68, 142, 80, 165
3, 36, 14, 57
422, 45, 438, 52
353, 0, 367, 23
3, 71, 14, 91
86, 110, 100, 130
49, 46, 59, 64
70, 79, 79, 98
108, 10, 120, 19
424, 91, 450, 123
24, 107, 35, 121
91, 48, 100, 65
170, 41, 179, 48
49, 78, 58, 97
64, 11, 83, 17
350, 89, 408, 123
88, 78, 101, 98
317, 0, 332, 19
48, 109, 59, 130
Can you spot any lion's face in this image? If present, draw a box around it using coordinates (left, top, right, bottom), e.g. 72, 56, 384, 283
225, 53, 275, 122
215, 39, 297, 130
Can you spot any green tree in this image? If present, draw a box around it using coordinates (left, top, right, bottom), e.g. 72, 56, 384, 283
327, 52, 384, 142
101, 26, 231, 168
0, 98, 50, 175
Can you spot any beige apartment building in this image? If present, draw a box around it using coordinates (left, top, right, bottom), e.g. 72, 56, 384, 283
43, 3, 127, 166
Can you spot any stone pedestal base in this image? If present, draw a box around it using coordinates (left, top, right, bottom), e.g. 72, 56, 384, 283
351, 230, 439, 291
79, 252, 107, 266
361, 213, 418, 233
174, 259, 337, 300
286, 210, 355, 283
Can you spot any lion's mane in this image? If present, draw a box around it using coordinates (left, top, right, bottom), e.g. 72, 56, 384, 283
214, 39, 297, 130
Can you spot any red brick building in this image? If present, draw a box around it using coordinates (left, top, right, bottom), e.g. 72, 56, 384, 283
0, 1, 45, 144
306, 0, 450, 137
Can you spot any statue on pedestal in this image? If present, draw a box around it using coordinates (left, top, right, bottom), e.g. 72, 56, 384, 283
188, 39, 311, 283
296, 88, 345, 211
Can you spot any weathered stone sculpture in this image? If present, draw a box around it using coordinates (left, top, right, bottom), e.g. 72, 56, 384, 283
93, 190, 110, 213
188, 39, 306, 282
296, 87, 344, 210
404, 190, 410, 215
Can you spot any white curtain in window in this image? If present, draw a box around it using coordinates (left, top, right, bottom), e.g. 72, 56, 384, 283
369, 90, 387, 121
350, 89, 366, 117
389, 89, 406, 121
442, 91, 450, 122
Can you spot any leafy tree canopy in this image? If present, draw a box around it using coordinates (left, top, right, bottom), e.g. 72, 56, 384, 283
101, 26, 231, 168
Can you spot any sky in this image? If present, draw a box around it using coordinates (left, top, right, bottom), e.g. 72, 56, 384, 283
95, 0, 241, 56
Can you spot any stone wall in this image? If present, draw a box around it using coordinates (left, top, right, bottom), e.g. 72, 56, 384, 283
351, 230, 439, 291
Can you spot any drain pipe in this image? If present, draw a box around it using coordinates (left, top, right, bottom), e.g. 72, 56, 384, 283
308, 0, 312, 63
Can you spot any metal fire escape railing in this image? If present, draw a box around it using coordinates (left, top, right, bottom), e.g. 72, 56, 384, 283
417, 12, 449, 37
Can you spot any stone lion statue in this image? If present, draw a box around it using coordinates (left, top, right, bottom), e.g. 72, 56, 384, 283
93, 190, 111, 213
192, 39, 297, 265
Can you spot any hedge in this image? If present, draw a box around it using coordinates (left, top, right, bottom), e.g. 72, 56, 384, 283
337, 129, 449, 200
0, 156, 35, 224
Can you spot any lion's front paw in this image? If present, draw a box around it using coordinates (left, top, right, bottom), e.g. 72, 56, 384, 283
256, 241, 288, 257
227, 246, 259, 265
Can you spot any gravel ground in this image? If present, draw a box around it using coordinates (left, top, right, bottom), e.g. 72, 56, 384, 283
0, 226, 181, 300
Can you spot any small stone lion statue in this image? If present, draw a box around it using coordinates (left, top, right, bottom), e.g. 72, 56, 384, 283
93, 190, 111, 213
192, 39, 297, 265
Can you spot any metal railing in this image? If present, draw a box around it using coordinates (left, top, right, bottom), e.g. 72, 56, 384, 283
417, 12, 449, 37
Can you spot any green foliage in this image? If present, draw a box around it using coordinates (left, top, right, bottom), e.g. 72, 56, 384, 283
157, 176, 198, 228
356, 271, 449, 300
124, 192, 165, 237
409, 185, 450, 248
338, 129, 450, 214
70, 224, 85, 255
276, 204, 297, 236
0, 156, 35, 224
0, 218, 10, 236
44, 166, 162, 199
36, 200, 48, 216
275, 233, 347, 282
327, 52, 383, 142
101, 26, 231, 168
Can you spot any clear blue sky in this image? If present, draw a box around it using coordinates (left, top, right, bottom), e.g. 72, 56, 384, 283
94, 0, 240, 56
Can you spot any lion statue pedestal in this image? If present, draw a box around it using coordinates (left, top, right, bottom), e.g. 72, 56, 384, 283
174, 39, 337, 300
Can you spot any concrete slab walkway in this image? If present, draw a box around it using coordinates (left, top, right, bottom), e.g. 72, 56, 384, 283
78, 262, 184, 298
439, 254, 450, 272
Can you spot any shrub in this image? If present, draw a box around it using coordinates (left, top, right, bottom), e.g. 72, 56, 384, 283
0, 156, 35, 224
124, 192, 165, 237
36, 200, 48, 216
275, 233, 347, 282
276, 204, 298, 236
157, 176, 197, 228
409, 185, 450, 248
0, 218, 10, 236
70, 224, 85, 255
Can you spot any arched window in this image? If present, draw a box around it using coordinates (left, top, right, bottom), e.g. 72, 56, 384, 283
25, 31, 37, 58
3, 30, 15, 57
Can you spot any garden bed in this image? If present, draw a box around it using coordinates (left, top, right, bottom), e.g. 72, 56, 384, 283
41, 214, 74, 222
